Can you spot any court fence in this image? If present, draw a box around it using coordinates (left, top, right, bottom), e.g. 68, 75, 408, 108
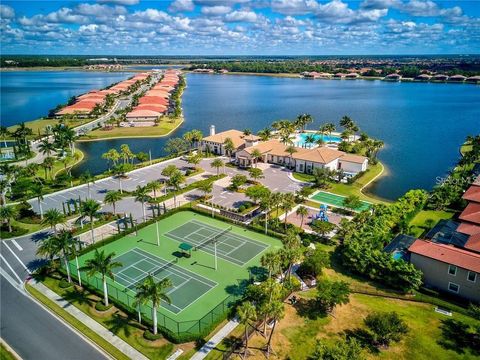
65, 260, 241, 343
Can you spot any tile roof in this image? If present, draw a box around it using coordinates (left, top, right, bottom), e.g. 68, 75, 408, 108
463, 185, 480, 203
465, 233, 480, 253
340, 153, 367, 164
139, 97, 169, 105
126, 109, 161, 117
459, 202, 480, 225
134, 104, 167, 112
202, 129, 245, 148
293, 146, 345, 164
457, 222, 480, 236
409, 239, 480, 272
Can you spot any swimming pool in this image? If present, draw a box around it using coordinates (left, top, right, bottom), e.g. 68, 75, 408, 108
295, 132, 342, 148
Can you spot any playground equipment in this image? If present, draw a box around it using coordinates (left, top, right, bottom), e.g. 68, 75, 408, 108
314, 204, 329, 222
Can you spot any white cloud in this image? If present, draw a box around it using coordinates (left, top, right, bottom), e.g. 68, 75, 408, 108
271, 0, 319, 15
97, 0, 139, 5
0, 4, 15, 19
225, 10, 258, 22
169, 0, 195, 12
201, 6, 232, 16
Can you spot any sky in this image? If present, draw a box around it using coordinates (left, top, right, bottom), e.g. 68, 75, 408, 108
1, 0, 479, 55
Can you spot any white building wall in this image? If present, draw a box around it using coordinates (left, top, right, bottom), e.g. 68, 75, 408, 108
340, 160, 367, 173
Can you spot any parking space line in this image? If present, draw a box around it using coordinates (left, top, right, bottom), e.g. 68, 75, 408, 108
11, 240, 23, 251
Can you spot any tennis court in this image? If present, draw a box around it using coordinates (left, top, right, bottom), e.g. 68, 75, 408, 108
113, 248, 216, 314
165, 219, 269, 266
310, 190, 371, 211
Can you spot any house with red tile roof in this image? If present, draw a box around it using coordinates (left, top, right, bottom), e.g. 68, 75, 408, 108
408, 239, 479, 302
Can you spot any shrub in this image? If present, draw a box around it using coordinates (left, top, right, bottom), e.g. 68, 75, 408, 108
364, 311, 408, 348
143, 330, 163, 341
309, 338, 364, 360
298, 248, 330, 278
59, 279, 73, 289
95, 301, 113, 312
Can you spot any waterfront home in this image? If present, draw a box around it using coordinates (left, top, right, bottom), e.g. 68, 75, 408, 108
345, 73, 359, 79
333, 73, 346, 79
415, 74, 432, 81
466, 76, 480, 84
448, 74, 467, 82
200, 128, 259, 155
235, 139, 368, 176
408, 239, 480, 303
125, 109, 162, 122
384, 73, 402, 81
432, 74, 449, 82
139, 96, 169, 106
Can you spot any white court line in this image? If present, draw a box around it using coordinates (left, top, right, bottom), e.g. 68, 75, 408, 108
3, 242, 31, 274
11, 239, 23, 251
0, 254, 23, 284
131, 248, 216, 288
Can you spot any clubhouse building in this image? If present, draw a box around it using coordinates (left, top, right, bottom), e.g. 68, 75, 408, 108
200, 128, 368, 176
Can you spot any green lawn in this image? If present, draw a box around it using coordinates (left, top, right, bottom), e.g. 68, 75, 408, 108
71, 210, 283, 336
279, 291, 480, 360
80, 117, 183, 140
408, 210, 455, 238
293, 162, 389, 204
0, 343, 16, 360
7, 118, 93, 139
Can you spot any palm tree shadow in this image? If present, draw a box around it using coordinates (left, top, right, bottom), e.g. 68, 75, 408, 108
294, 298, 326, 320
104, 312, 143, 337
62, 288, 94, 308
225, 279, 250, 296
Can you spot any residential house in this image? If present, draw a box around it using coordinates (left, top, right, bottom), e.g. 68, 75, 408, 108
409, 239, 480, 303
200, 128, 260, 156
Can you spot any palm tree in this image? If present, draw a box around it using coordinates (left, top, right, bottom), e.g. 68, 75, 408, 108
237, 301, 257, 359
104, 190, 122, 214
0, 126, 10, 148
38, 138, 55, 157
134, 185, 151, 222
295, 113, 313, 132
42, 208, 65, 234
80, 171, 95, 198
102, 149, 120, 170
265, 300, 285, 356
250, 149, 262, 168
120, 144, 134, 164
0, 205, 18, 233
259, 196, 272, 235
261, 251, 281, 278
243, 128, 252, 136
80, 199, 101, 243
210, 158, 224, 175
68, 235, 83, 286
223, 138, 235, 158
285, 146, 297, 170
80, 250, 122, 306
257, 128, 272, 141
43, 157, 55, 179
281, 193, 296, 230
134, 276, 173, 335
340, 115, 353, 130
271, 192, 283, 217
167, 170, 185, 207
296, 206, 309, 228
147, 180, 163, 199
304, 134, 316, 149
48, 230, 75, 283
198, 181, 213, 200
31, 183, 45, 220
324, 123, 336, 142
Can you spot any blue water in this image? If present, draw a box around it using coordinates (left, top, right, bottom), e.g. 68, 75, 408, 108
2, 72, 479, 200
0, 71, 134, 126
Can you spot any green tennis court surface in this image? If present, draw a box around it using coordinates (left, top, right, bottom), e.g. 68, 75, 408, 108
71, 210, 282, 336
165, 219, 268, 266
113, 248, 216, 314
310, 190, 371, 211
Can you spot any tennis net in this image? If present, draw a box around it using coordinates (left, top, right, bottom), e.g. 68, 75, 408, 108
151, 258, 178, 277
195, 226, 233, 251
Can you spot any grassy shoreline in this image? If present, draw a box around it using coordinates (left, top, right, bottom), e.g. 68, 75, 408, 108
77, 116, 184, 141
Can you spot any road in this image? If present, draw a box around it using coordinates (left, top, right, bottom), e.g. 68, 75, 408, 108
1, 245, 107, 360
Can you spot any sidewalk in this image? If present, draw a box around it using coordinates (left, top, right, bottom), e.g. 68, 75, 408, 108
29, 280, 149, 360
190, 318, 240, 360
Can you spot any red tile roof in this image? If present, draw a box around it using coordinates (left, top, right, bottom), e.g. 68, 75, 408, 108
459, 202, 480, 225
139, 97, 169, 105
457, 222, 480, 236
409, 239, 480, 272
135, 104, 167, 112
463, 185, 480, 203
126, 109, 161, 118
465, 233, 480, 253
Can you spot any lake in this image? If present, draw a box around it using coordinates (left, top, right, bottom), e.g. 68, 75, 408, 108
2, 71, 479, 200
0, 70, 134, 126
